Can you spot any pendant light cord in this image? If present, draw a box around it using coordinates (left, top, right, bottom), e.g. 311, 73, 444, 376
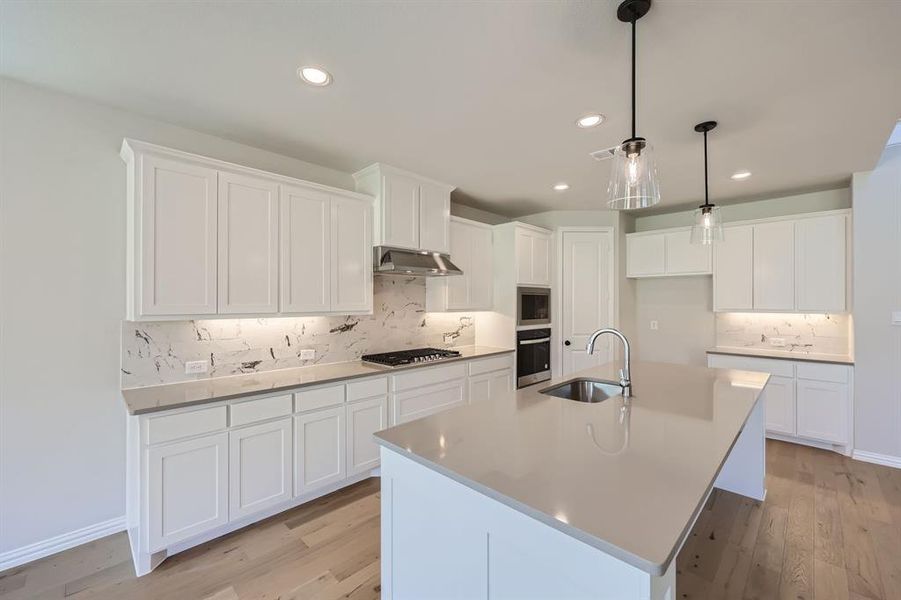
631, 17, 637, 139
703, 130, 710, 208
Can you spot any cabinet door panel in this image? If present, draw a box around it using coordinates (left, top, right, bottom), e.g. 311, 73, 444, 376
294, 407, 346, 497
531, 234, 551, 286
469, 225, 493, 309
763, 375, 796, 435
665, 229, 711, 274
148, 433, 228, 551
280, 185, 330, 313
713, 225, 753, 311
141, 154, 218, 315
229, 419, 292, 520
382, 174, 420, 250
469, 369, 514, 404
330, 197, 372, 313
446, 220, 471, 309
753, 221, 795, 310
626, 234, 665, 277
515, 229, 533, 284
419, 182, 450, 253
218, 172, 279, 314
795, 215, 846, 312
797, 380, 849, 444
346, 396, 388, 476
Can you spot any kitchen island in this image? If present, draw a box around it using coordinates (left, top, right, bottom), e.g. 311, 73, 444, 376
374, 360, 769, 599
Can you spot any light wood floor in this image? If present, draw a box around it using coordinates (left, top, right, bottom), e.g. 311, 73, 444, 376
2, 440, 900, 599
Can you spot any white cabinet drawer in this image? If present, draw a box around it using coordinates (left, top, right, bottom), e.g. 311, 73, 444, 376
347, 376, 388, 402
229, 394, 292, 427
294, 384, 345, 412
468, 354, 514, 377
392, 363, 467, 392
707, 354, 794, 378
391, 380, 466, 425
796, 362, 849, 384
145, 406, 227, 445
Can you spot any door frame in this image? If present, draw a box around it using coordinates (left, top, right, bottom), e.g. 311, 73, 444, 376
553, 226, 617, 378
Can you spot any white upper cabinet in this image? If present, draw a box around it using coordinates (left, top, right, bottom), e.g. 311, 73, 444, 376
217, 172, 279, 314
711, 210, 850, 313
626, 227, 711, 278
795, 214, 846, 313
354, 163, 454, 254
131, 151, 219, 317
419, 181, 451, 254
713, 225, 754, 311
122, 139, 373, 320
280, 185, 331, 314
753, 220, 795, 310
330, 196, 373, 313
515, 226, 553, 286
426, 217, 493, 311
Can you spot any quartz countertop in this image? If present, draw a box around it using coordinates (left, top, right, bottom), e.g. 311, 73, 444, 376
374, 360, 769, 576
707, 346, 854, 365
122, 346, 514, 415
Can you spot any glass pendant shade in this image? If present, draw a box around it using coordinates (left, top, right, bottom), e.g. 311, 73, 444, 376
606, 139, 661, 209
690, 205, 724, 245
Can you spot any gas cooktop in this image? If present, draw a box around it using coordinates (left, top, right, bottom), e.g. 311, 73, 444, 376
361, 347, 462, 368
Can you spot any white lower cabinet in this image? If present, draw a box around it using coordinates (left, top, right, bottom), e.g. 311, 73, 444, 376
796, 379, 849, 444
228, 419, 292, 521
707, 353, 852, 452
294, 406, 346, 497
147, 432, 229, 552
346, 396, 388, 476
129, 353, 513, 576
762, 375, 796, 435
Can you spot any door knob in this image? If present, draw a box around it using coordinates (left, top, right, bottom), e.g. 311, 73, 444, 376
564, 340, 571, 346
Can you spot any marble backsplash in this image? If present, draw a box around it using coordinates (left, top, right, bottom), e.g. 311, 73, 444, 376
715, 313, 851, 356
122, 276, 476, 388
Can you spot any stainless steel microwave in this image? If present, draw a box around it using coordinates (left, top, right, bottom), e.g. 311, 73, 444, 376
517, 287, 551, 326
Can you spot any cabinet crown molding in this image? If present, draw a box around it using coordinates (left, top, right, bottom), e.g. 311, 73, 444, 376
351, 162, 456, 193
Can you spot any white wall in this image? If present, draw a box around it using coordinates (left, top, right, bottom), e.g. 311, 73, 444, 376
852, 143, 901, 461
634, 277, 715, 366
0, 78, 355, 556
450, 202, 509, 225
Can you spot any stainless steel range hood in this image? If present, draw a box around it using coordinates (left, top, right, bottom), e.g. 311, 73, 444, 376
373, 246, 463, 277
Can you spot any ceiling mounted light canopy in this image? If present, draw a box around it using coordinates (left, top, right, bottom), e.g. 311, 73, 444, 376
690, 121, 724, 245
607, 0, 660, 210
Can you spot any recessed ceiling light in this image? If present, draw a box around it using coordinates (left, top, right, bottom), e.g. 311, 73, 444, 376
298, 66, 332, 86
576, 113, 605, 128
730, 170, 752, 180
553, 183, 570, 191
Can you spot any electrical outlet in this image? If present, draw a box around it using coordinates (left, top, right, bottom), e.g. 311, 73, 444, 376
769, 337, 786, 347
444, 333, 456, 344
185, 360, 208, 375
650, 320, 659, 330
299, 349, 315, 360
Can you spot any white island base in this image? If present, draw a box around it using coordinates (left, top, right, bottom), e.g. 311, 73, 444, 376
379, 397, 765, 600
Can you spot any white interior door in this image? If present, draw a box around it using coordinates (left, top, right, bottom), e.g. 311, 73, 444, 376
561, 230, 614, 376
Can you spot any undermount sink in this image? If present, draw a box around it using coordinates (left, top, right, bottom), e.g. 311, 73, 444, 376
539, 378, 624, 403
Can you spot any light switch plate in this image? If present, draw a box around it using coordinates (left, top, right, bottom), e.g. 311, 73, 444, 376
299, 349, 315, 360
650, 320, 659, 330
185, 360, 208, 375
893, 311, 901, 325
769, 337, 786, 347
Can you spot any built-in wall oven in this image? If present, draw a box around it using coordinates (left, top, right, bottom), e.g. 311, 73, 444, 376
517, 287, 550, 327
517, 328, 551, 388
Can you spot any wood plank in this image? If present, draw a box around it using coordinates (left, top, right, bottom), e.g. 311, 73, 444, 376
814, 558, 850, 600
743, 503, 788, 600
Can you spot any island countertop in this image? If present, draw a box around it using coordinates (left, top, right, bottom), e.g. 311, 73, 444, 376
121, 345, 513, 415
374, 360, 769, 576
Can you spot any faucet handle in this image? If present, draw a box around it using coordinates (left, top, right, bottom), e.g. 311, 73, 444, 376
619, 368, 626, 383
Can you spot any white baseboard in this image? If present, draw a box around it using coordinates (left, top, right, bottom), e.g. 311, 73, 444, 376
0, 516, 126, 572
852, 449, 901, 469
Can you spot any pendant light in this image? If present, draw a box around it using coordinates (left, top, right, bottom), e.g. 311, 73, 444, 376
690, 121, 724, 245
607, 0, 660, 210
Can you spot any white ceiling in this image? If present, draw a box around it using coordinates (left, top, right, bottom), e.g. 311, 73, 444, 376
2, 1, 900, 216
